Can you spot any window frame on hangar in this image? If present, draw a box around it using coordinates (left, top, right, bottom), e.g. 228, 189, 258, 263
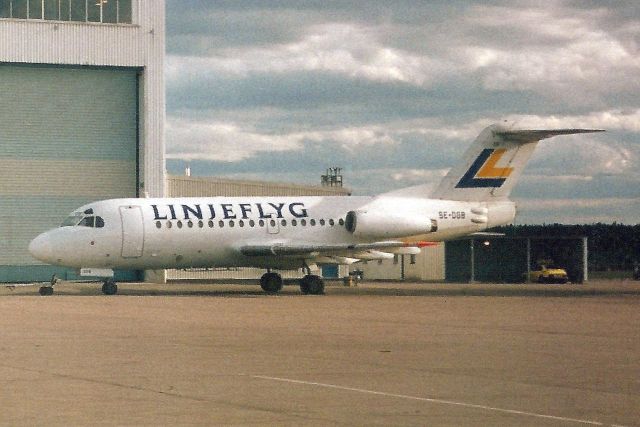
0, 0, 165, 282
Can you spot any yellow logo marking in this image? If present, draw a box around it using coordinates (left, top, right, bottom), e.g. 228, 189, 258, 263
476, 149, 513, 179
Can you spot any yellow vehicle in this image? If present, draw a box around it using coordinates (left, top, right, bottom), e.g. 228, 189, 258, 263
527, 262, 569, 284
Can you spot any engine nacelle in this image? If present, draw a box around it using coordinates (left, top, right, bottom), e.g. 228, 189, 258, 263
345, 210, 437, 239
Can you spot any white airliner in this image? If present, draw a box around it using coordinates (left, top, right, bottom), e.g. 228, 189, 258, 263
29, 123, 602, 295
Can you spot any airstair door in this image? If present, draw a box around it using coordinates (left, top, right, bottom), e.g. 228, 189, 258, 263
120, 206, 144, 258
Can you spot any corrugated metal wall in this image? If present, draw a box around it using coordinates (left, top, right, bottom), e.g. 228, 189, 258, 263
404, 246, 445, 281
167, 268, 308, 281
0, 65, 138, 281
350, 245, 445, 282
168, 176, 352, 198
352, 258, 402, 281
0, 0, 165, 198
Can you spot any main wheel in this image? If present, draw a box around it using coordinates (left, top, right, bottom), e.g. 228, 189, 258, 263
102, 279, 118, 295
300, 275, 324, 295
260, 272, 283, 293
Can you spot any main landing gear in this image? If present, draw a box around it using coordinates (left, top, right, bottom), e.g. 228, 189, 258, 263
299, 274, 324, 295
259, 270, 325, 295
260, 272, 283, 294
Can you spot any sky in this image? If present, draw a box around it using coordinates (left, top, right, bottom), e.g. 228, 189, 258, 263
164, 0, 640, 224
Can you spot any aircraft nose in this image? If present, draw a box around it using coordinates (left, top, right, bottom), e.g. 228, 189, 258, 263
29, 233, 53, 263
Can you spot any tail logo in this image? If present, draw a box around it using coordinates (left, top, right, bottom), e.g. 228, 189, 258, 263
456, 149, 513, 188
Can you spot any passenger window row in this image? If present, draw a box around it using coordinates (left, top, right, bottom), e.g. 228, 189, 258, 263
155, 218, 346, 230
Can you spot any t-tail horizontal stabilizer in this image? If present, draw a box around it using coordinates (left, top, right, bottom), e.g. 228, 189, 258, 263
495, 128, 604, 142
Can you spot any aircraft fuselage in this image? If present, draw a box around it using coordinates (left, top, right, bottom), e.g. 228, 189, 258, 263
29, 195, 513, 271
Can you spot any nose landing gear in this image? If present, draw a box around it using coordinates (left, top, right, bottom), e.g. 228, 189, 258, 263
101, 279, 118, 295
38, 275, 58, 296
38, 275, 118, 296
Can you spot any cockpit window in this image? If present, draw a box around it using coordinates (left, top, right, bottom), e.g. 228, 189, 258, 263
79, 216, 95, 227
60, 211, 105, 228
61, 212, 84, 227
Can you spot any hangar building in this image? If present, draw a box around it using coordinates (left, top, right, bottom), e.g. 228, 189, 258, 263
0, 0, 165, 282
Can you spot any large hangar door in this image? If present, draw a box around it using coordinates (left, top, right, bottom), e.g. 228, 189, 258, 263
0, 65, 139, 282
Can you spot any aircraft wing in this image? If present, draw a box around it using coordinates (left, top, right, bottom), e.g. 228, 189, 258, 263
239, 241, 435, 263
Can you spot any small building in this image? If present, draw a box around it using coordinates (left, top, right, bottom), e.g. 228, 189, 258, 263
445, 236, 588, 283
168, 175, 352, 198
166, 175, 448, 282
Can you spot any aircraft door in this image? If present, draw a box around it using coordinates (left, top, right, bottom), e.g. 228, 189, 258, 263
120, 206, 144, 258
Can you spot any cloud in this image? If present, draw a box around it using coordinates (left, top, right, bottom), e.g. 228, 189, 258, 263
167, 22, 452, 87
166, 118, 405, 162
166, 120, 302, 162
164, 1, 640, 223
456, 4, 640, 105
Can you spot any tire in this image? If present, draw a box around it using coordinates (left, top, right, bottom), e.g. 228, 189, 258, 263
39, 286, 54, 296
301, 275, 324, 295
260, 272, 283, 293
299, 280, 310, 294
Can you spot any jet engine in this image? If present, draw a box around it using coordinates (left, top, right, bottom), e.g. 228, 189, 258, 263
345, 210, 437, 239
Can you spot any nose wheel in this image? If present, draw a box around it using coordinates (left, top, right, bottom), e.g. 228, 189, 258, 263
39, 286, 54, 296
39, 274, 58, 296
101, 279, 118, 295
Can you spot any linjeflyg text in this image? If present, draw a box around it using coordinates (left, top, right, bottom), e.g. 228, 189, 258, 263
151, 202, 308, 221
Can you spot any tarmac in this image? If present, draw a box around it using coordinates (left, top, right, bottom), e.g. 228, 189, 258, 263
0, 280, 638, 426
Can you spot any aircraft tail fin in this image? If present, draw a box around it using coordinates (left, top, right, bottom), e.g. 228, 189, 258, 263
430, 124, 603, 202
